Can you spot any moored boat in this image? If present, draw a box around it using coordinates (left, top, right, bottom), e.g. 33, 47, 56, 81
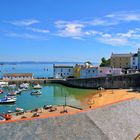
7, 92, 17, 96
33, 84, 42, 89
31, 90, 42, 95
15, 107, 24, 112
0, 90, 3, 94
0, 96, 16, 104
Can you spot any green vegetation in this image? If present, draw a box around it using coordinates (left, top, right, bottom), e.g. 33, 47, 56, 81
100, 57, 110, 67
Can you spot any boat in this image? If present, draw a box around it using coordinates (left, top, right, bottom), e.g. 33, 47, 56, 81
15, 107, 24, 112
8, 84, 16, 88
0, 82, 8, 88
0, 90, 3, 94
15, 89, 22, 94
0, 97, 16, 104
7, 92, 17, 96
33, 84, 42, 89
0, 116, 6, 121
31, 90, 42, 95
19, 83, 29, 89
43, 105, 52, 110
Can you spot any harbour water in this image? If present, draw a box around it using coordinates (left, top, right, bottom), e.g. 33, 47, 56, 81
0, 63, 96, 113
0, 84, 96, 113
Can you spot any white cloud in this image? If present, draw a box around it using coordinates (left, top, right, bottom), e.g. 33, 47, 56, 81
27, 27, 50, 33
55, 21, 86, 38
105, 11, 140, 22
9, 19, 40, 26
98, 36, 128, 46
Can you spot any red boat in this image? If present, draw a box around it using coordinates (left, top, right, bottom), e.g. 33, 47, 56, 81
3, 114, 12, 120
0, 90, 3, 94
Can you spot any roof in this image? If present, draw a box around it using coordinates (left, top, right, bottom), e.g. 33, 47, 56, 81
111, 53, 133, 58
3, 73, 33, 77
133, 53, 138, 57
0, 99, 140, 140
54, 65, 73, 68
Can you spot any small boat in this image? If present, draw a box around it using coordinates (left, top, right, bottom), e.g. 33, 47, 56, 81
7, 92, 17, 96
15, 107, 24, 112
0, 97, 16, 104
20, 83, 29, 89
31, 90, 42, 95
15, 89, 22, 94
2, 114, 12, 120
43, 105, 52, 110
9, 84, 16, 88
0, 90, 3, 94
0, 116, 6, 121
33, 84, 42, 89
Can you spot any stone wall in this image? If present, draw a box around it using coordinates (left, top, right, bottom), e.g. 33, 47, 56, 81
63, 73, 140, 89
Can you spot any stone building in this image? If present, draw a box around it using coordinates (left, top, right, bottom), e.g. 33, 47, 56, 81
110, 53, 133, 68
3, 73, 34, 81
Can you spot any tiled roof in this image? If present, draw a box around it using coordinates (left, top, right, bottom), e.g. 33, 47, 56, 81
3, 73, 33, 77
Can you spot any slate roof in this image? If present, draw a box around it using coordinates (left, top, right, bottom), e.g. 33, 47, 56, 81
0, 99, 140, 140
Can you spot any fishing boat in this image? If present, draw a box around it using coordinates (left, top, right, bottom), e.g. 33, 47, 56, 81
31, 90, 42, 95
33, 84, 42, 89
0, 96, 16, 104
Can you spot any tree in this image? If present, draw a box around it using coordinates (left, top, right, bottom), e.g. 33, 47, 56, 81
100, 57, 110, 67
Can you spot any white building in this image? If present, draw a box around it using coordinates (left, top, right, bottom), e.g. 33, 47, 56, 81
80, 67, 122, 78
53, 65, 74, 79
3, 73, 34, 81
131, 53, 138, 69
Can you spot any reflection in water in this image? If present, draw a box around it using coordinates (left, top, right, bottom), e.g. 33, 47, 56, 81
0, 84, 96, 113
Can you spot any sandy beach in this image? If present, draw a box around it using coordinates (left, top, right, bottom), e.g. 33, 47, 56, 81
87, 89, 140, 108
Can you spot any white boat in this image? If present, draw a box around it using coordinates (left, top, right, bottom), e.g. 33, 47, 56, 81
20, 83, 29, 89
15, 89, 22, 94
15, 107, 24, 112
33, 84, 42, 89
8, 84, 16, 88
0, 97, 16, 104
31, 90, 42, 95
0, 82, 8, 88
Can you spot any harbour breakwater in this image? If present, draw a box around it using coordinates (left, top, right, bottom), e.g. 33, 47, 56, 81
1, 73, 140, 89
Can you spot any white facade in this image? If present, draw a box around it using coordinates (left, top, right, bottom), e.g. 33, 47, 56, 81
80, 67, 122, 78
80, 67, 99, 78
3, 73, 33, 81
131, 54, 138, 69
53, 65, 74, 79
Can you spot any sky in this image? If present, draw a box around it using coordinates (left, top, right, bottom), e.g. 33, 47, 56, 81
0, 0, 140, 62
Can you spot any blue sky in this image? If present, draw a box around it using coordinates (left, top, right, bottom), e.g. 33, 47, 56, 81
0, 0, 140, 62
